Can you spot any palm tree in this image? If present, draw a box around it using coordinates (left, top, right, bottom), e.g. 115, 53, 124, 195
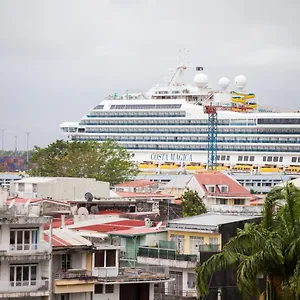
196, 182, 300, 300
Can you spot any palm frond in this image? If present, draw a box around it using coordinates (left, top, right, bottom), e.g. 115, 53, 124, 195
196, 250, 239, 296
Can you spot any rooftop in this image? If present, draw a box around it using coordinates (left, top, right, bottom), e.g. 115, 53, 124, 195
115, 191, 174, 199
109, 226, 166, 237
114, 179, 157, 188
167, 213, 260, 232
44, 228, 92, 248
193, 172, 253, 198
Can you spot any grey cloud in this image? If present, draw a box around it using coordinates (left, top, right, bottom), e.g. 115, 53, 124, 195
0, 0, 299, 149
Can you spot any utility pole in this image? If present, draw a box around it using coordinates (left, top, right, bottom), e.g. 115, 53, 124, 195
26, 132, 30, 166
14, 136, 18, 153
0, 129, 4, 151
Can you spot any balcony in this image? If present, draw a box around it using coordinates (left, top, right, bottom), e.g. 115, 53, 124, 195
96, 265, 171, 283
137, 246, 198, 269
0, 279, 49, 298
53, 269, 97, 294
198, 244, 220, 252
0, 243, 51, 261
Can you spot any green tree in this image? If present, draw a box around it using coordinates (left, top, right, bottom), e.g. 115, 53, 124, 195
0, 163, 4, 172
181, 188, 207, 217
28, 139, 138, 185
196, 182, 300, 300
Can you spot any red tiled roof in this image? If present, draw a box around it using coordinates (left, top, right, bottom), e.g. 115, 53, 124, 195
193, 172, 252, 198
72, 224, 133, 232
44, 218, 74, 230
107, 219, 146, 227
108, 227, 166, 236
114, 180, 157, 188
115, 191, 173, 198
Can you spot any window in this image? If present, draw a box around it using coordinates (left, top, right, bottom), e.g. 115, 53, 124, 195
238, 156, 243, 161
209, 237, 219, 245
263, 156, 266, 162
244, 156, 249, 162
234, 199, 245, 205
188, 273, 196, 289
250, 156, 254, 161
95, 251, 105, 267
189, 236, 204, 255
95, 284, 103, 294
279, 157, 283, 162
273, 157, 279, 162
226, 156, 230, 161
292, 157, 297, 163
106, 285, 114, 293
10, 264, 37, 286
207, 185, 215, 193
219, 185, 228, 193
10, 228, 38, 251
60, 295, 70, 300
106, 250, 116, 267
94, 250, 116, 268
267, 156, 272, 162
218, 199, 227, 205
18, 183, 24, 192
61, 254, 71, 269
221, 155, 226, 161
32, 184, 38, 193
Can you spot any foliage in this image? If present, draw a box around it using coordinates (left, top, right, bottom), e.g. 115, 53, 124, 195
0, 163, 4, 172
181, 188, 207, 217
196, 182, 300, 300
28, 139, 138, 185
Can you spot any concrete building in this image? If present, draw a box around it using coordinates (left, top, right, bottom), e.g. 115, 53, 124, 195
10, 177, 110, 200
0, 172, 24, 189
0, 188, 52, 299
47, 226, 171, 300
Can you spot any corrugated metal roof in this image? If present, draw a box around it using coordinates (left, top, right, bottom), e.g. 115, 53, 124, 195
168, 213, 260, 227
44, 228, 92, 248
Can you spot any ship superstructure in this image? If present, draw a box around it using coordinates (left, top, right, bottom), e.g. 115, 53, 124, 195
60, 65, 300, 174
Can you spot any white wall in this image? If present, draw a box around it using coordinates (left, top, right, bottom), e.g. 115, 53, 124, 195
12, 177, 110, 200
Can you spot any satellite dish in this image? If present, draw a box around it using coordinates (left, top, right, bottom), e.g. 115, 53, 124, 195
90, 205, 99, 215
85, 192, 93, 202
77, 207, 89, 216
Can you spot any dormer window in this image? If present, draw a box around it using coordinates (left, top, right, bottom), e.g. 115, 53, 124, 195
206, 185, 216, 193
219, 185, 228, 193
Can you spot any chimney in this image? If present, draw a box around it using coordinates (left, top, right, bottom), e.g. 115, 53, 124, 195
60, 214, 66, 228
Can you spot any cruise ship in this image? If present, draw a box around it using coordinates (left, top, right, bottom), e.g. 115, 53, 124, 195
60, 65, 300, 175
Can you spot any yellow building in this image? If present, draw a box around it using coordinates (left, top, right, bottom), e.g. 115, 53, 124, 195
137, 213, 261, 297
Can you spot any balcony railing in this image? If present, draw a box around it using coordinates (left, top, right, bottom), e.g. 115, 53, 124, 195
0, 279, 49, 293
54, 269, 94, 280
138, 246, 198, 262
96, 264, 170, 283
198, 244, 220, 252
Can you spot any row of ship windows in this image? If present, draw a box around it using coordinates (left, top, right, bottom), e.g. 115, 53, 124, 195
292, 157, 300, 163
262, 156, 284, 163
257, 118, 300, 125
80, 119, 256, 126
73, 135, 300, 144
109, 104, 182, 110
88, 112, 186, 118
78, 127, 300, 135
238, 155, 256, 162
70, 137, 300, 152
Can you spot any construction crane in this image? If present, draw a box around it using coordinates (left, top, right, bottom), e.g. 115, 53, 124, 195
204, 105, 218, 170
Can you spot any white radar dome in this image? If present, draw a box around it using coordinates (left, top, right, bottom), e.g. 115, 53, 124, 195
219, 77, 230, 90
234, 75, 247, 90
193, 73, 208, 88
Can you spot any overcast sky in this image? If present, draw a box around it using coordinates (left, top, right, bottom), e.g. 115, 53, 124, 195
0, 0, 299, 150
